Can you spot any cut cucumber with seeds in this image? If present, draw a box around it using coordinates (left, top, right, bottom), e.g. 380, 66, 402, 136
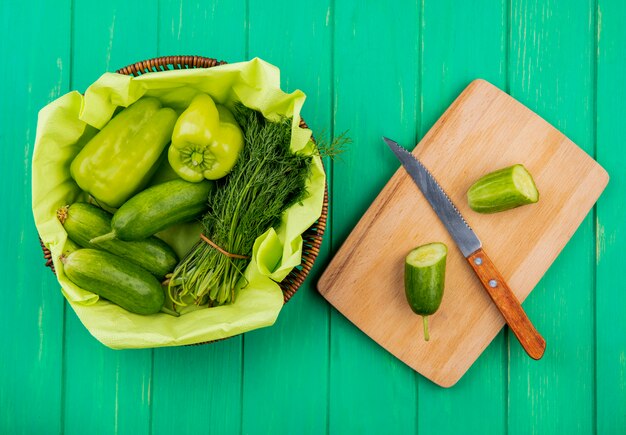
467, 164, 539, 214
404, 242, 447, 341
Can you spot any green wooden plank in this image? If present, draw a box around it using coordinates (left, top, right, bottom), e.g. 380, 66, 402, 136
596, 0, 626, 432
151, 341, 243, 435
0, 1, 70, 433
240, 2, 332, 434
63, 2, 158, 434
417, 1, 507, 432
151, 2, 247, 435
508, 1, 595, 433
157, 0, 247, 62
330, 2, 420, 433
63, 324, 153, 434
71, 1, 158, 91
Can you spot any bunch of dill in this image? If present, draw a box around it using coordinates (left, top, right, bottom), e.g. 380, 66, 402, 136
168, 104, 312, 307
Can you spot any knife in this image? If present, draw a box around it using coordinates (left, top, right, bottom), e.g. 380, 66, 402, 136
383, 137, 546, 360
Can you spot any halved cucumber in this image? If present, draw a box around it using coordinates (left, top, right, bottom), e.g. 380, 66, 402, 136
467, 164, 539, 214
404, 242, 447, 341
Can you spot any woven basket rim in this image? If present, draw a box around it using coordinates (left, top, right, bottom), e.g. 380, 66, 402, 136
40, 55, 328, 318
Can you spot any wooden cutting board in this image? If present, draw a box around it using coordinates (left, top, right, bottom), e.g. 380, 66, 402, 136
317, 79, 608, 388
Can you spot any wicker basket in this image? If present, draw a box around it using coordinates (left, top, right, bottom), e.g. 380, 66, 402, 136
39, 55, 328, 307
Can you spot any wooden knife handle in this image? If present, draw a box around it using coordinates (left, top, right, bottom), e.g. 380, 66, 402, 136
467, 248, 546, 360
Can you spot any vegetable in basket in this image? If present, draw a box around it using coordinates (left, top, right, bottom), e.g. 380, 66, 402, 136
90, 179, 213, 243
168, 93, 244, 182
167, 104, 311, 307
70, 97, 177, 208
57, 202, 178, 279
62, 249, 165, 315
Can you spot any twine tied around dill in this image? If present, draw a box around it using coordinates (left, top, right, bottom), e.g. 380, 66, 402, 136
199, 234, 250, 260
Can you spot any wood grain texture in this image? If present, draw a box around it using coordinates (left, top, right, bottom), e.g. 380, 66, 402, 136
64, 325, 152, 435
151, 2, 246, 435
416, 1, 509, 432
467, 249, 545, 360
318, 79, 607, 388
241, 1, 332, 434
151, 341, 243, 435
596, 0, 626, 432
0, 1, 69, 433
507, 1, 597, 433
157, 0, 247, 62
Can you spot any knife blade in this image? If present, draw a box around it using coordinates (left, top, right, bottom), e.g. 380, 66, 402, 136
383, 136, 546, 360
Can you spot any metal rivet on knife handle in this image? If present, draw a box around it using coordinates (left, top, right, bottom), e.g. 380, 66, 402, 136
467, 248, 546, 360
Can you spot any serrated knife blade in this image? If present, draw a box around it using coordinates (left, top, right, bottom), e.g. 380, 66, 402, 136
383, 136, 546, 360
383, 137, 481, 257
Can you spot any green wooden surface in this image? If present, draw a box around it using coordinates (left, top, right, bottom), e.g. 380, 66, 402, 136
0, 1, 68, 433
596, 0, 626, 432
1, 0, 625, 433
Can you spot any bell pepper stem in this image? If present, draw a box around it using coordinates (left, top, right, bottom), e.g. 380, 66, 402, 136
90, 231, 117, 244
423, 316, 430, 341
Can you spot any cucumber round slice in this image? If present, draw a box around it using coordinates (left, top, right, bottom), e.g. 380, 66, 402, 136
404, 242, 447, 341
467, 164, 539, 214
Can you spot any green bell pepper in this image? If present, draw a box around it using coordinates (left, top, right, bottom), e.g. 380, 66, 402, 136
168, 93, 244, 182
70, 98, 177, 208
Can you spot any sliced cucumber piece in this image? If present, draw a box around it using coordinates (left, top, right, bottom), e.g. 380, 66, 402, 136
467, 164, 539, 214
404, 242, 447, 341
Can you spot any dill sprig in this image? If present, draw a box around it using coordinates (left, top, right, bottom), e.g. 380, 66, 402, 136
314, 129, 351, 159
167, 104, 312, 307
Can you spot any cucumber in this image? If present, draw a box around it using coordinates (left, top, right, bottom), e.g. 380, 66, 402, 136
57, 202, 178, 279
91, 179, 213, 242
62, 249, 164, 315
405, 242, 447, 341
467, 164, 539, 214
